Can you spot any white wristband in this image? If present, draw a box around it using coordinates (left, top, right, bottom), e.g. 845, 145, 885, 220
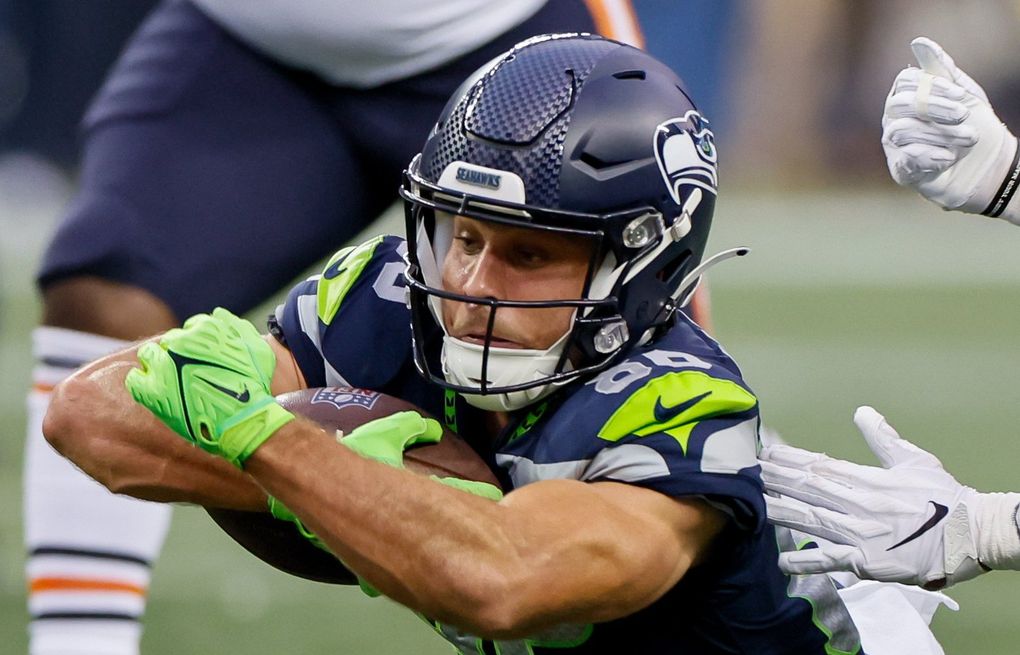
974, 492, 1020, 570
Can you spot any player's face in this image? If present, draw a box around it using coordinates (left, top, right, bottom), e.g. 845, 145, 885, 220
440, 214, 594, 350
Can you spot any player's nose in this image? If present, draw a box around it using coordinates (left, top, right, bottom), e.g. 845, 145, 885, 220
460, 250, 507, 300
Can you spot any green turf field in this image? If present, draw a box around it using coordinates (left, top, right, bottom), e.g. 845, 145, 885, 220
2, 187, 1019, 653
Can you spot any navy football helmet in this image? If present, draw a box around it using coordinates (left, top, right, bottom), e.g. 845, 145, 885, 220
400, 33, 729, 411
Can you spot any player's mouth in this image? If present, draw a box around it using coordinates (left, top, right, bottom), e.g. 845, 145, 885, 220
457, 333, 526, 349
452, 324, 534, 348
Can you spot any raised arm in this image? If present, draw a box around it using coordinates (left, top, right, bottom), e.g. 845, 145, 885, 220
882, 37, 1020, 223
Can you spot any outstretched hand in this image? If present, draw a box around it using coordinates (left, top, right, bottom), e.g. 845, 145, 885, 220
760, 406, 986, 588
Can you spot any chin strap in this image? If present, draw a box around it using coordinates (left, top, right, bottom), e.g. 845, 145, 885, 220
674, 247, 750, 308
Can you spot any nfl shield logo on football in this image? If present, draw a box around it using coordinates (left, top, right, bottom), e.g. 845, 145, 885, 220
310, 387, 381, 410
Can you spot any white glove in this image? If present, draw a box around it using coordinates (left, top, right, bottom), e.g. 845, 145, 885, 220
760, 406, 1020, 589
882, 37, 1020, 223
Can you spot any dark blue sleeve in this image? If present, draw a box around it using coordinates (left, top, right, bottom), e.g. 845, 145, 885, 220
273, 235, 414, 390
542, 336, 766, 532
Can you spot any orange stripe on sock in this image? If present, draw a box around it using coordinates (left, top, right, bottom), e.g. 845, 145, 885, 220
30, 577, 147, 596
583, 0, 612, 36
583, 0, 645, 48
31, 381, 56, 393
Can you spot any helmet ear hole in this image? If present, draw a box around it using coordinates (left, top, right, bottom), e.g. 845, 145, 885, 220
658, 250, 692, 286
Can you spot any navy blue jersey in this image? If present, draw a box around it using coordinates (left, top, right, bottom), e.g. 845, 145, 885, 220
275, 236, 864, 655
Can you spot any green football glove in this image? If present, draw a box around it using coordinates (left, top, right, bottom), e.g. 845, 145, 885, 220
267, 496, 382, 596
339, 411, 504, 500
125, 307, 295, 468
268, 496, 328, 551
432, 476, 504, 502
338, 411, 444, 467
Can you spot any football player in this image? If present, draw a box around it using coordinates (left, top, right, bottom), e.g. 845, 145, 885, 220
43, 35, 868, 653
760, 38, 1020, 589
24, 2, 652, 654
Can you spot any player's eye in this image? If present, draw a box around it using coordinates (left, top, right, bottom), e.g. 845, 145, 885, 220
513, 246, 548, 267
452, 233, 482, 255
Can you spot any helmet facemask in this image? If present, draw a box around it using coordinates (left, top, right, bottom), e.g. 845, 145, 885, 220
401, 159, 691, 411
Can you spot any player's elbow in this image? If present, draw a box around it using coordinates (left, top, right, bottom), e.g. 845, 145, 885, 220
467, 605, 529, 640
42, 377, 85, 457
440, 536, 690, 638
448, 590, 530, 639
431, 565, 543, 639
42, 375, 115, 488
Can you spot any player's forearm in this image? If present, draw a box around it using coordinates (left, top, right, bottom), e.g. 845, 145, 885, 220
246, 421, 705, 637
245, 419, 529, 631
43, 348, 266, 509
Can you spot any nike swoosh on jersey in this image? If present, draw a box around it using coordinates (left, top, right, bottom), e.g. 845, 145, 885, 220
887, 501, 949, 551
323, 262, 349, 280
653, 390, 712, 424
196, 376, 251, 403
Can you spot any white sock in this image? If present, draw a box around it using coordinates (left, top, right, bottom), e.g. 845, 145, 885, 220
24, 327, 172, 655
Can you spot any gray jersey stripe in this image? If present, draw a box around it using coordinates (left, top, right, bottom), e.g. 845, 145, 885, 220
787, 573, 862, 654
295, 293, 351, 388
496, 444, 671, 488
495, 454, 589, 487
778, 526, 862, 654
700, 417, 758, 474
584, 444, 672, 482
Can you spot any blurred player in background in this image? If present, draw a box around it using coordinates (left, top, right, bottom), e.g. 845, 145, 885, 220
761, 37, 1020, 590
23, 2, 656, 653
41, 34, 886, 654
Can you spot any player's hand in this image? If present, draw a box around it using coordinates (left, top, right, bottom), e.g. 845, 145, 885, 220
338, 413, 503, 499
759, 406, 986, 588
882, 37, 1020, 223
125, 307, 295, 468
337, 410, 443, 467
433, 476, 504, 501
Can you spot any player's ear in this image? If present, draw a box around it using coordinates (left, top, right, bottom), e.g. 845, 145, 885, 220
265, 334, 307, 393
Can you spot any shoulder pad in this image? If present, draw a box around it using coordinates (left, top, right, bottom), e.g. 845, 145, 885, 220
317, 236, 387, 325
597, 369, 756, 453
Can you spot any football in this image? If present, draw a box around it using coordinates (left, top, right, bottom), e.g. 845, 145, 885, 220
206, 386, 498, 585
276, 387, 498, 483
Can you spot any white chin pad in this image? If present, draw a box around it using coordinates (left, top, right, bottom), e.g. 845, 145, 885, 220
442, 334, 572, 411
416, 215, 450, 324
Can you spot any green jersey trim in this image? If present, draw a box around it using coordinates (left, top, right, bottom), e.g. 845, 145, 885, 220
316, 236, 385, 326
788, 574, 863, 655
777, 530, 863, 655
597, 370, 757, 452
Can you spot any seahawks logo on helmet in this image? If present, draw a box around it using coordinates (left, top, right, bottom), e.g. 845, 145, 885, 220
654, 110, 718, 205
